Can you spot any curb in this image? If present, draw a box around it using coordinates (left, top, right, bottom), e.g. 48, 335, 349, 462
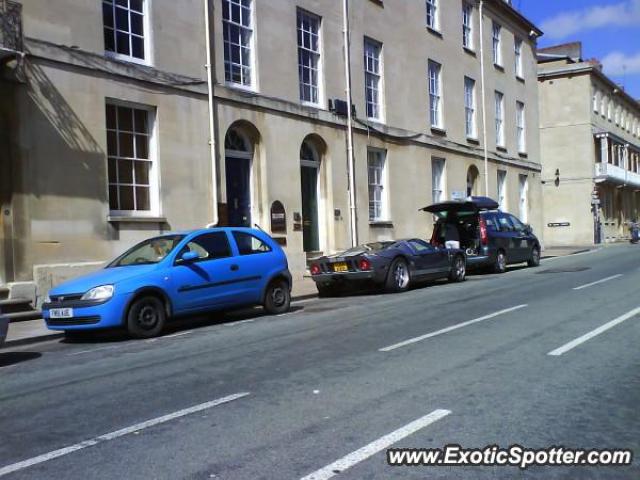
4, 332, 64, 348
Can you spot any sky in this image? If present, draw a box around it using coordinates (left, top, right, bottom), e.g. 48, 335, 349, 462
517, 0, 640, 99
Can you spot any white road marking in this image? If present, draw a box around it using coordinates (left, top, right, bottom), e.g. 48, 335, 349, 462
548, 306, 640, 356
0, 392, 250, 477
67, 345, 122, 356
162, 330, 193, 338
299, 409, 451, 480
573, 274, 623, 291
379, 304, 528, 352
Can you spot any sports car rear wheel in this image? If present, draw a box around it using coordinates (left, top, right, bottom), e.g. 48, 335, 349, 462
126, 296, 166, 339
448, 255, 466, 282
385, 258, 411, 293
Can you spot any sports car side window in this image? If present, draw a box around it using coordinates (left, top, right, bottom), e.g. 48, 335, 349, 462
408, 239, 432, 253
177, 232, 232, 263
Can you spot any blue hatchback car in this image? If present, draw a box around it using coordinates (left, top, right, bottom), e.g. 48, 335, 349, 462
43, 228, 292, 338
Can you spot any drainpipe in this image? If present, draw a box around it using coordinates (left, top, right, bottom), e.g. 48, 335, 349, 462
342, 0, 358, 247
204, 0, 219, 227
479, 0, 490, 197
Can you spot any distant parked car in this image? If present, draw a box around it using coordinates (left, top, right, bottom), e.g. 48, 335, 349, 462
0, 313, 8, 347
422, 196, 541, 273
42, 228, 292, 338
309, 239, 466, 296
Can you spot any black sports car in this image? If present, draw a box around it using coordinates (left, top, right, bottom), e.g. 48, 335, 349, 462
309, 238, 466, 296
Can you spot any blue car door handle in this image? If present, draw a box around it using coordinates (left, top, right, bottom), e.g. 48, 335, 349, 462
230, 264, 239, 271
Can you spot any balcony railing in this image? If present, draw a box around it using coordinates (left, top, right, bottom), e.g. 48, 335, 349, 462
595, 162, 640, 188
0, 0, 23, 56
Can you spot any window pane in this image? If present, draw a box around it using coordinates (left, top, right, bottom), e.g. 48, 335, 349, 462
109, 185, 119, 210
119, 185, 134, 210
108, 157, 118, 182
130, 13, 143, 35
134, 160, 149, 184
117, 107, 133, 131
116, 31, 130, 55
135, 135, 148, 159
119, 132, 134, 157
130, 0, 143, 13
118, 159, 134, 183
131, 36, 144, 59
107, 130, 117, 155
233, 231, 271, 255
191, 233, 232, 259
115, 6, 129, 31
103, 3, 114, 28
135, 187, 150, 210
106, 104, 117, 129
133, 109, 148, 133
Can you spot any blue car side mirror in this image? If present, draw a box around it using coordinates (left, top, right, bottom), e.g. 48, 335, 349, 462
180, 251, 200, 263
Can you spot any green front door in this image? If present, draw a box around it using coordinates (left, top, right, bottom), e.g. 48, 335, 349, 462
301, 165, 319, 252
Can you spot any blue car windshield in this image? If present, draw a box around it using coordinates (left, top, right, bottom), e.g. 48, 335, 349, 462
108, 235, 186, 267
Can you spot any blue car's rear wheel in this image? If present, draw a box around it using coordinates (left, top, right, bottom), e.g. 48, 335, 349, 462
126, 296, 166, 339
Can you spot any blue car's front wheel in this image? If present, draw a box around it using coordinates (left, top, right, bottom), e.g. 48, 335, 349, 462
126, 296, 166, 339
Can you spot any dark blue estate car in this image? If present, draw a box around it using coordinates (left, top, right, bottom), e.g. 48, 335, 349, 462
424, 197, 541, 273
43, 228, 292, 338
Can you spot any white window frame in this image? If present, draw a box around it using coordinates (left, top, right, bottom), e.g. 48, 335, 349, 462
516, 101, 526, 153
495, 91, 504, 147
497, 170, 507, 211
464, 76, 476, 138
514, 37, 523, 78
428, 60, 443, 129
492, 22, 502, 66
222, 0, 255, 90
297, 9, 323, 107
106, 99, 160, 217
103, 0, 151, 65
519, 174, 529, 223
462, 3, 473, 50
432, 157, 445, 204
426, 0, 439, 31
593, 89, 599, 113
368, 148, 388, 222
364, 37, 384, 122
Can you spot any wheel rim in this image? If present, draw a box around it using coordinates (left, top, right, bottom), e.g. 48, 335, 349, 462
137, 304, 159, 330
394, 262, 409, 288
498, 253, 506, 270
271, 286, 286, 307
456, 258, 465, 279
533, 249, 540, 264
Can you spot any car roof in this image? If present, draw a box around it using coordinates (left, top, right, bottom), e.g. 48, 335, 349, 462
154, 227, 267, 238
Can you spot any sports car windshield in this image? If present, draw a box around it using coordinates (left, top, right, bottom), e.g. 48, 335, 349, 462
108, 235, 186, 267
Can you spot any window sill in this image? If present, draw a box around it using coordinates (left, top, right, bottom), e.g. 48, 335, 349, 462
516, 75, 525, 83
368, 0, 384, 6
493, 63, 504, 72
430, 126, 447, 136
225, 82, 257, 94
518, 151, 528, 158
108, 215, 168, 223
463, 46, 476, 57
426, 26, 443, 38
105, 50, 151, 67
466, 136, 480, 144
369, 221, 394, 228
496, 145, 508, 153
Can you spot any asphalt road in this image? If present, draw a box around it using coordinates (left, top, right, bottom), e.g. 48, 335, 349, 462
1, 244, 639, 479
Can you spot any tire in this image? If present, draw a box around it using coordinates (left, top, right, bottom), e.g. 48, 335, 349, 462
385, 258, 411, 293
492, 250, 507, 274
264, 279, 291, 315
126, 296, 166, 339
448, 255, 466, 282
527, 246, 541, 267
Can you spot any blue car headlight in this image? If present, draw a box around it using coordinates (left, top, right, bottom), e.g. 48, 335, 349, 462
81, 285, 115, 301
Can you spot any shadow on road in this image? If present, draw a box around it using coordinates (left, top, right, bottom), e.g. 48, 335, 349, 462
0, 351, 42, 368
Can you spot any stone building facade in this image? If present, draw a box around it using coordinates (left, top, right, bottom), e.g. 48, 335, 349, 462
0, 0, 544, 301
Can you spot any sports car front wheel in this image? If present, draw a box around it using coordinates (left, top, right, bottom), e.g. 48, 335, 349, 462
385, 258, 411, 293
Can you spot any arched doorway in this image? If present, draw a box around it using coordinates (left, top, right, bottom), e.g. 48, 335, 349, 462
300, 139, 322, 252
466, 165, 479, 197
225, 128, 253, 227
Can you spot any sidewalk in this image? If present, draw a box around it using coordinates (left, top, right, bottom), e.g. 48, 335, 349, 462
3, 276, 320, 348
541, 245, 595, 258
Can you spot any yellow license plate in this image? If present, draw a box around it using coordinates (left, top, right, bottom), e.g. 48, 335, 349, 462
332, 262, 349, 272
